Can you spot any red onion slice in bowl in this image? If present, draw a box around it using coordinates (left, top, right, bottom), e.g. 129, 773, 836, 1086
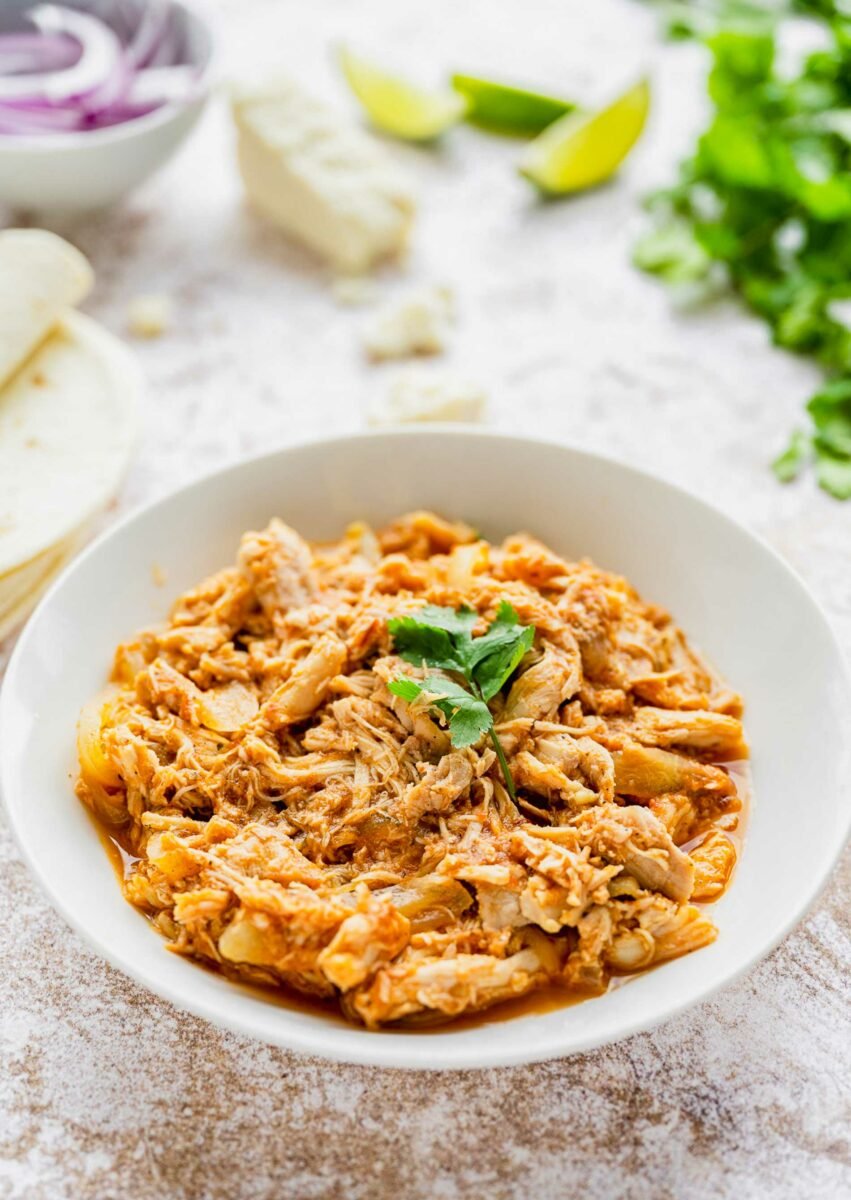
0, 1, 201, 134
0, 31, 80, 75
0, 5, 122, 102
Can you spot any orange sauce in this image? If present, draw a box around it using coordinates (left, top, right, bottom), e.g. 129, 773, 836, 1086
90, 814, 139, 881
203, 964, 350, 1026
214, 973, 597, 1032
398, 984, 597, 1033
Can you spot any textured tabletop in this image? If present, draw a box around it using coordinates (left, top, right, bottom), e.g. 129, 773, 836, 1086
1, 1, 850, 1197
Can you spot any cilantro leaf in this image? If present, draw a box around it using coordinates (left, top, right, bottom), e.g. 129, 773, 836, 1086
474, 625, 536, 702
814, 443, 851, 498
807, 378, 851, 456
635, 4, 851, 499
388, 674, 493, 749
387, 677, 424, 704
771, 429, 810, 482
466, 600, 529, 668
390, 601, 533, 684
415, 604, 479, 637
467, 603, 536, 702
707, 29, 775, 109
386, 615, 465, 673
632, 221, 712, 283
387, 601, 536, 800
423, 676, 494, 748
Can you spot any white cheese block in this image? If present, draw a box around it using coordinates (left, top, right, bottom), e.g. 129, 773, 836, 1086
363, 285, 454, 360
0, 229, 93, 391
232, 78, 416, 273
368, 368, 487, 426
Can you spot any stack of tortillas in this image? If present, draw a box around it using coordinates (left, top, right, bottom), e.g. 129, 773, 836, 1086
0, 230, 140, 642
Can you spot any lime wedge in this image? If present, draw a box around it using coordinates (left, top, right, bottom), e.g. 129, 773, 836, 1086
451, 74, 575, 136
519, 78, 651, 195
339, 47, 467, 141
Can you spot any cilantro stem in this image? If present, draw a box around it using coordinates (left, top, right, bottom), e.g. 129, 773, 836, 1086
489, 727, 517, 802
471, 680, 516, 803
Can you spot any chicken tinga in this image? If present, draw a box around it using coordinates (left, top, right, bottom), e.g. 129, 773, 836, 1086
76, 512, 747, 1028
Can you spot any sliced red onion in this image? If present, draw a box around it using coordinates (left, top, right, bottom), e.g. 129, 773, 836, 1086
127, 0, 171, 68
86, 100, 160, 128
0, 1, 200, 135
0, 5, 122, 102
146, 12, 182, 68
0, 103, 83, 133
0, 32, 80, 76
76, 37, 134, 118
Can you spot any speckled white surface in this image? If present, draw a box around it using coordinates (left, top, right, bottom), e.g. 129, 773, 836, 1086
1, 1, 850, 1197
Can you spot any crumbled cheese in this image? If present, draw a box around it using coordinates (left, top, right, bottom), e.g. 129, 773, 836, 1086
368, 368, 487, 426
332, 275, 378, 307
127, 294, 172, 339
362, 285, 454, 361
231, 77, 415, 274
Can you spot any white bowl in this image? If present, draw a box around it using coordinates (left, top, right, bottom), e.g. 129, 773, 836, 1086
0, 1, 214, 211
2, 430, 849, 1070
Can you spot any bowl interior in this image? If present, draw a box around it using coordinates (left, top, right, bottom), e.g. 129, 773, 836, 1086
2, 430, 849, 1069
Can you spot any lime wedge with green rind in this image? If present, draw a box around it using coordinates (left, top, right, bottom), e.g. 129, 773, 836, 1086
451, 74, 575, 136
519, 78, 651, 195
339, 47, 467, 141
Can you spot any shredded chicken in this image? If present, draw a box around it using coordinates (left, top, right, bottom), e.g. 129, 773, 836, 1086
76, 513, 747, 1028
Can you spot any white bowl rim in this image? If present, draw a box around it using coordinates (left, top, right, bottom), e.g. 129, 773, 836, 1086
0, 0, 216, 152
2, 426, 850, 1070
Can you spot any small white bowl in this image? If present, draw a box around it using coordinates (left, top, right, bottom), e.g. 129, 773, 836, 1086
2, 430, 849, 1070
0, 1, 214, 211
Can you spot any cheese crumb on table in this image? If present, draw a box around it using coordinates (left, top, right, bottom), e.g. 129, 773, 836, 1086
362, 285, 454, 361
367, 367, 487, 425
231, 78, 416, 274
127, 294, 172, 339
332, 276, 378, 307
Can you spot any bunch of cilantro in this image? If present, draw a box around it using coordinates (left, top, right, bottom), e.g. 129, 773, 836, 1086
386, 602, 535, 802
648, 2, 849, 42
634, 11, 851, 498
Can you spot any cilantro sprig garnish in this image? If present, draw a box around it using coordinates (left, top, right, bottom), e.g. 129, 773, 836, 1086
634, 13, 851, 499
387, 602, 534, 801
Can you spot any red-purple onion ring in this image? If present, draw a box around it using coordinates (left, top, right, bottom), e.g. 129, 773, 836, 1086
0, 1, 199, 134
